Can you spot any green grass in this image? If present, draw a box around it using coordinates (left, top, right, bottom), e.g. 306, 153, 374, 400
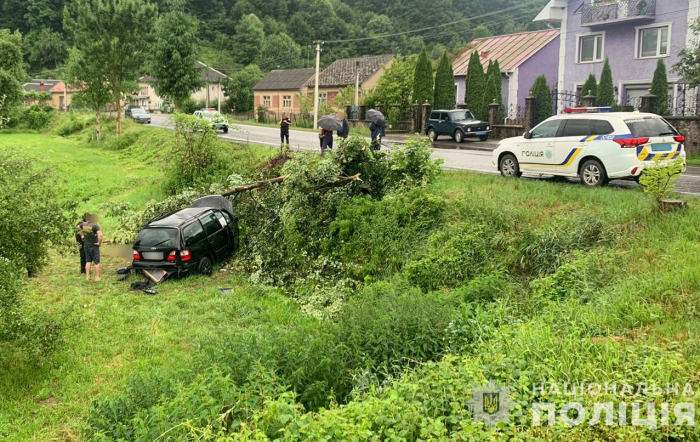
2, 123, 700, 439
687, 153, 700, 166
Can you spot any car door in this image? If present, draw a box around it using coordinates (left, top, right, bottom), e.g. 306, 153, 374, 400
199, 211, 230, 260
519, 119, 562, 173
182, 221, 209, 261
553, 119, 593, 176
438, 112, 451, 136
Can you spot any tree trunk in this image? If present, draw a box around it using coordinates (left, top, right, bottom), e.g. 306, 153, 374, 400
95, 110, 101, 141
115, 86, 122, 135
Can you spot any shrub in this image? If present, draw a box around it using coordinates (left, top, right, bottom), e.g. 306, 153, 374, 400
23, 104, 52, 130
54, 113, 88, 136
164, 113, 219, 194
639, 157, 684, 206
387, 136, 443, 189
106, 131, 140, 150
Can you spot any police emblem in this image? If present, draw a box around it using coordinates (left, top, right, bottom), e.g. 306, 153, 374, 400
466, 380, 516, 428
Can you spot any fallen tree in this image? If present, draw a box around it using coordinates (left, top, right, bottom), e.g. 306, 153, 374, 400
221, 173, 361, 197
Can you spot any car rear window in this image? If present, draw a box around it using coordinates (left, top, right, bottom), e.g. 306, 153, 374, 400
183, 222, 206, 245
134, 228, 178, 248
561, 119, 590, 137
590, 119, 614, 135
625, 118, 679, 137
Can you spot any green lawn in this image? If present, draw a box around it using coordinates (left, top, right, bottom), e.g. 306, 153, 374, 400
2, 127, 700, 440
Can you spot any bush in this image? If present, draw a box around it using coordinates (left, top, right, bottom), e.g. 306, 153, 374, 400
23, 104, 52, 130
54, 113, 89, 136
639, 158, 684, 206
106, 131, 140, 150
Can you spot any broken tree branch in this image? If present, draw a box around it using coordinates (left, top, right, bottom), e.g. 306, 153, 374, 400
220, 173, 362, 197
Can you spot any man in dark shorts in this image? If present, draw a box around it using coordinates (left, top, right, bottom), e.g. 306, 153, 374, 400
75, 213, 89, 273
280, 113, 291, 147
78, 213, 103, 281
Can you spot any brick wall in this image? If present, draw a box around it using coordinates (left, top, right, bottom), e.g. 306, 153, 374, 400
665, 117, 700, 155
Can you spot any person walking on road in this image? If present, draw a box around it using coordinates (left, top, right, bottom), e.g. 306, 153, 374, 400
75, 213, 89, 274
336, 112, 350, 140
78, 213, 103, 282
280, 113, 291, 146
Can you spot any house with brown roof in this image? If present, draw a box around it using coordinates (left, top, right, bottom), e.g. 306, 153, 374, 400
252, 68, 315, 114
453, 29, 560, 117
22, 79, 80, 110
304, 54, 394, 107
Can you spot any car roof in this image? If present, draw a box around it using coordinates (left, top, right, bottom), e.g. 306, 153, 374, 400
148, 207, 214, 227
431, 109, 471, 113
548, 111, 661, 121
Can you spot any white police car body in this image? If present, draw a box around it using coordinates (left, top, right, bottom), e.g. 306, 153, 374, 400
492, 108, 686, 186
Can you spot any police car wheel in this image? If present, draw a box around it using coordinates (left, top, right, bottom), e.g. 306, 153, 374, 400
580, 160, 608, 187
428, 128, 437, 141
454, 130, 465, 143
499, 154, 521, 178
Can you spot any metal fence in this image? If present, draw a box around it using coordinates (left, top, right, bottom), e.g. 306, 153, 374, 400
505, 104, 525, 125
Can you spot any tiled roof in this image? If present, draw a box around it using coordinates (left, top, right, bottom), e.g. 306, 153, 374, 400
253, 68, 316, 91
140, 61, 228, 83
22, 79, 61, 92
305, 54, 394, 88
453, 29, 560, 75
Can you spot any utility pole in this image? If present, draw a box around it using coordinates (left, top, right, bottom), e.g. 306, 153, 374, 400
217, 78, 221, 113
313, 42, 322, 128
354, 60, 360, 107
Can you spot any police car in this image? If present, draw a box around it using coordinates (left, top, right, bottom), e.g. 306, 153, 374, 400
492, 107, 686, 186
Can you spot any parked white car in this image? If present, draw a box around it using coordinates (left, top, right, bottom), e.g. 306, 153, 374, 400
492, 108, 686, 186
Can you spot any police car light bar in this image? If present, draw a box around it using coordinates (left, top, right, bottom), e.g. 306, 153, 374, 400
562, 106, 613, 114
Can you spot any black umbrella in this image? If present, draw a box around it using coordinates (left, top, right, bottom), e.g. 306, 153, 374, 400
367, 109, 386, 127
318, 115, 343, 131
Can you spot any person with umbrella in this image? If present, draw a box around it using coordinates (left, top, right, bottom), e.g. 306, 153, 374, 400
317, 114, 343, 156
336, 111, 350, 140
367, 109, 386, 151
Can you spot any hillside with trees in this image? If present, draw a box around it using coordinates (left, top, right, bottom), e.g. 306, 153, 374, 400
1, 0, 550, 77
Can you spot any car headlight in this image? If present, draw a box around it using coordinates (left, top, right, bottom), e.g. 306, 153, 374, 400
467, 127, 472, 132
486, 125, 490, 130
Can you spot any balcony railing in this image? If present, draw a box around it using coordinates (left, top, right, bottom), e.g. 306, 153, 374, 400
581, 0, 655, 26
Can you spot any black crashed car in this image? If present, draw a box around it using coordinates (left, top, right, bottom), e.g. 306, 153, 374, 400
132, 207, 238, 277
425, 109, 491, 142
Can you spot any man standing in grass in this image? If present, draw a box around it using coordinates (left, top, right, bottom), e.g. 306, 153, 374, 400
78, 213, 103, 281
75, 213, 89, 274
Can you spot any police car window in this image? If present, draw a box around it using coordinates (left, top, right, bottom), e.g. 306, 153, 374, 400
590, 119, 614, 135
625, 118, 678, 137
200, 213, 221, 236
530, 120, 561, 138
561, 119, 591, 137
183, 222, 206, 245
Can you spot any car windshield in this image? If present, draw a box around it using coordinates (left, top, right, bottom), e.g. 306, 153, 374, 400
201, 111, 221, 119
131, 108, 146, 115
625, 117, 678, 137
134, 228, 178, 248
449, 111, 475, 121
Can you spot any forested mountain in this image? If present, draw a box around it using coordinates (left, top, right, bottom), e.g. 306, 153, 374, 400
0, 0, 550, 77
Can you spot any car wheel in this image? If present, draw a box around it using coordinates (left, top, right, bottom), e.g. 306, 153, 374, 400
454, 130, 465, 143
479, 135, 489, 141
198, 256, 213, 276
427, 128, 437, 141
580, 159, 608, 187
222, 126, 228, 134
499, 154, 522, 178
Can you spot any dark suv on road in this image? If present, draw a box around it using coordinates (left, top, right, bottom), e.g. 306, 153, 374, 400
425, 109, 491, 143
132, 207, 239, 276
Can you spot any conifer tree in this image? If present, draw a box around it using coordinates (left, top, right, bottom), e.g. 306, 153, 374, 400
531, 75, 552, 125
597, 58, 615, 107
581, 74, 597, 102
465, 51, 485, 117
412, 47, 433, 105
650, 58, 669, 115
433, 51, 456, 108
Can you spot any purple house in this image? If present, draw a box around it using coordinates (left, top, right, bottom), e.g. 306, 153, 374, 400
453, 29, 561, 120
535, 0, 700, 113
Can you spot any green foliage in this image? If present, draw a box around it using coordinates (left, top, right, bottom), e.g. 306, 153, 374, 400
363, 55, 416, 109
639, 158, 684, 205
149, 0, 203, 108
412, 47, 433, 105
64, 0, 157, 134
465, 51, 485, 117
0, 30, 25, 118
24, 27, 68, 70
54, 112, 91, 136
530, 74, 552, 126
651, 58, 669, 115
164, 113, 219, 193
433, 51, 456, 108
222, 64, 265, 113
485, 59, 503, 121
581, 73, 598, 101
235, 13, 265, 66
259, 32, 303, 72
597, 58, 616, 107
22, 104, 52, 130
387, 135, 443, 188
674, 19, 700, 88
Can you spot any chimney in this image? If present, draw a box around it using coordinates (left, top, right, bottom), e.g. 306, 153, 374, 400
39, 81, 45, 92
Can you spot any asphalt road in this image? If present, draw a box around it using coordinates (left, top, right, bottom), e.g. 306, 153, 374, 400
148, 114, 700, 196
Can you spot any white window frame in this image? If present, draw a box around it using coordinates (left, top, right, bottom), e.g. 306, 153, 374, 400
262, 95, 271, 107
318, 92, 327, 105
576, 32, 605, 64
635, 23, 672, 60
283, 95, 292, 108
455, 82, 461, 104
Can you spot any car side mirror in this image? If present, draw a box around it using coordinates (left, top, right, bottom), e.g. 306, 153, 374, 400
523, 131, 532, 139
